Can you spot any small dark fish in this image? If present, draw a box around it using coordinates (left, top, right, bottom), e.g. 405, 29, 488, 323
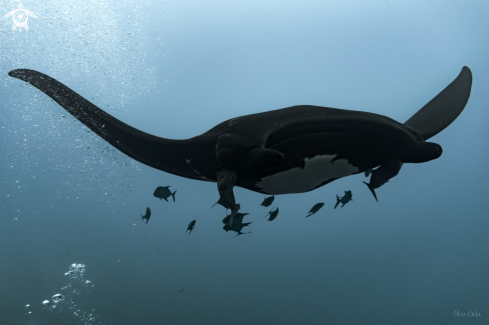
260, 195, 275, 207
223, 212, 251, 237
363, 181, 377, 202
153, 186, 177, 202
334, 191, 353, 209
187, 220, 196, 235
179, 288, 185, 293
363, 160, 403, 202
362, 181, 378, 202
156, 244, 159, 253
265, 207, 279, 221
141, 207, 151, 224
305, 203, 324, 217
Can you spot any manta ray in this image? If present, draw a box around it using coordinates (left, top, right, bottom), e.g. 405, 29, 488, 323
8, 67, 472, 224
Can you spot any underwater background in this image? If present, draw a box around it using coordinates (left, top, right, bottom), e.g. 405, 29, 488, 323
1, 0, 488, 324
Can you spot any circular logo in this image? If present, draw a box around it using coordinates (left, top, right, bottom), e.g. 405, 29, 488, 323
3, 4, 37, 31
13, 9, 28, 28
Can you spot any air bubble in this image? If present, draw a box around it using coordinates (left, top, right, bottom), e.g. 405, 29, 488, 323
52, 294, 64, 303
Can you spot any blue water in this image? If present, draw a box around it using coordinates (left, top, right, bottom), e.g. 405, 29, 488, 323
1, 0, 488, 324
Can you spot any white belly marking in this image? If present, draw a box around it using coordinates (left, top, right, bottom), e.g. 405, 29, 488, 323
256, 155, 359, 195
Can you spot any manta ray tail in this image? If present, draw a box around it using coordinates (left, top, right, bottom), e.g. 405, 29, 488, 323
404, 66, 472, 140
363, 181, 378, 202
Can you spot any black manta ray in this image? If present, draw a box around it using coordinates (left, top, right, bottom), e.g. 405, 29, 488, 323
7, 67, 472, 220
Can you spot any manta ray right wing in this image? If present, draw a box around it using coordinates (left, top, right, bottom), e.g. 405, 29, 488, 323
365, 67, 472, 200
404, 66, 472, 141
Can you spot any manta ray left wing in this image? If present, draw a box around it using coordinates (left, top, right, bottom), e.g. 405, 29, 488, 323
7, 69, 201, 180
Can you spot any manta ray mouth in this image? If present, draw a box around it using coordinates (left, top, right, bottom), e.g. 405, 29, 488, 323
256, 154, 359, 195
